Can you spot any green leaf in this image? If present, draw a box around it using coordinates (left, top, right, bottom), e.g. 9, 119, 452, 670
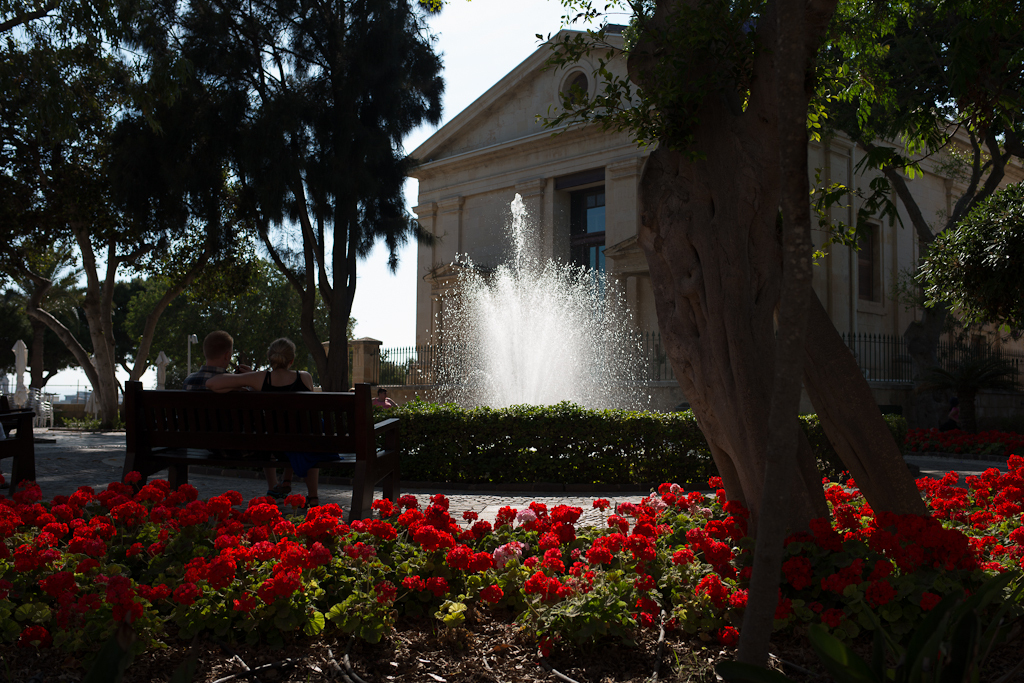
938, 611, 978, 683
303, 611, 326, 636
905, 591, 962, 681
83, 622, 136, 683
14, 603, 51, 624
807, 625, 881, 683
169, 650, 200, 683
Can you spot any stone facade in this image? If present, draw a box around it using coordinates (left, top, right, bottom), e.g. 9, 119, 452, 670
407, 29, 1024, 413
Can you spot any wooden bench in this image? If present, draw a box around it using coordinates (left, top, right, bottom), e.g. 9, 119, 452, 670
0, 395, 36, 492
122, 381, 400, 521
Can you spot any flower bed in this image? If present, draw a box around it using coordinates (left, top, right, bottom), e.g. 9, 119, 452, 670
1, 458, 1023, 668
904, 428, 1024, 456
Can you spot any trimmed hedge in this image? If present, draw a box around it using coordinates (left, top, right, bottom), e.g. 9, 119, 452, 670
372, 401, 909, 486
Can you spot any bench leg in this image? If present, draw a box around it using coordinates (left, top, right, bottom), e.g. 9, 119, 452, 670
167, 464, 189, 490
122, 452, 148, 488
382, 460, 400, 504
9, 445, 35, 491
349, 462, 375, 523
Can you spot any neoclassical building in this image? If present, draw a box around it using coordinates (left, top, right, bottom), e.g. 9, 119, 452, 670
407, 28, 1023, 413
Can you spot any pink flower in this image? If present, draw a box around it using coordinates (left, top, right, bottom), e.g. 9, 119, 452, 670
516, 509, 537, 525
493, 541, 525, 568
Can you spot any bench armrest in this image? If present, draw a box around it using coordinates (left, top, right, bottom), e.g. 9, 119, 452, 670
0, 409, 35, 427
373, 418, 400, 434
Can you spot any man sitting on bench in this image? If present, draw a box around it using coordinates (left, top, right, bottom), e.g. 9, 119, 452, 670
182, 330, 294, 499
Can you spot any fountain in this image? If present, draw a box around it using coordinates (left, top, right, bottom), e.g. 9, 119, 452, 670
438, 194, 646, 410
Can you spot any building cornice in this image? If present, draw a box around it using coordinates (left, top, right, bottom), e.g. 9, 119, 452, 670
410, 30, 625, 167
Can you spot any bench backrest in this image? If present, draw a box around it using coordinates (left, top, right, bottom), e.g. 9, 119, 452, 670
125, 381, 375, 457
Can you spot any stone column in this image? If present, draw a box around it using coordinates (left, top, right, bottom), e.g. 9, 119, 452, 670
414, 202, 438, 347
350, 338, 382, 385
515, 178, 546, 261
437, 196, 465, 256
605, 157, 644, 248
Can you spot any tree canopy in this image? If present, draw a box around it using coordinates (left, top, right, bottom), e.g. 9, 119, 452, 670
150, 0, 444, 391
124, 261, 353, 388
818, 0, 1024, 423
918, 182, 1024, 332
0, 0, 251, 425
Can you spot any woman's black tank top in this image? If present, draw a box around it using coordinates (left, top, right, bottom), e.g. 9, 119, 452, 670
261, 370, 307, 392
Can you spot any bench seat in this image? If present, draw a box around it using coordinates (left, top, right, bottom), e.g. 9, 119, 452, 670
123, 382, 399, 521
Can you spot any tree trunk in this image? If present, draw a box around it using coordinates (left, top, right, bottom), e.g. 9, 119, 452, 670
30, 317, 46, 389
738, 0, 837, 663
26, 296, 102, 402
631, 1, 927, 533
804, 294, 927, 515
129, 247, 214, 381
631, 0, 828, 532
74, 230, 121, 429
904, 303, 949, 429
637, 144, 827, 531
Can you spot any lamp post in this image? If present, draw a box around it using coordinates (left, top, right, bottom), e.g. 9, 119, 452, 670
187, 334, 198, 376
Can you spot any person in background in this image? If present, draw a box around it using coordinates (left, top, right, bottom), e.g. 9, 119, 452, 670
182, 330, 294, 499
939, 396, 960, 432
207, 337, 341, 508
372, 387, 397, 408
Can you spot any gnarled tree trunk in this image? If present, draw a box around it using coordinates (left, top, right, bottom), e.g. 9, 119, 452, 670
804, 294, 927, 515
630, 0, 925, 533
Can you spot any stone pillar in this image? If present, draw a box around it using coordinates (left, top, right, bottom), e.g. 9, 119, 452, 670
516, 178, 546, 261
350, 337, 382, 385
605, 157, 644, 248
414, 202, 438, 346
437, 196, 465, 255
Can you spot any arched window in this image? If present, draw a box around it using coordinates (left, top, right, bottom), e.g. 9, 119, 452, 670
562, 72, 589, 105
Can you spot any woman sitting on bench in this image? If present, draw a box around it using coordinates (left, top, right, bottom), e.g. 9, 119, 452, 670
207, 337, 341, 508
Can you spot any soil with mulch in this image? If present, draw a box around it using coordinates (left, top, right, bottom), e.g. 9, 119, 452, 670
2, 618, 1023, 683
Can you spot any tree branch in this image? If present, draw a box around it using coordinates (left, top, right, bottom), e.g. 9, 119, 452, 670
879, 163, 935, 245
0, 2, 58, 34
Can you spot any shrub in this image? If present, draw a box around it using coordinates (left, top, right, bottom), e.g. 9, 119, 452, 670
372, 402, 908, 486
375, 401, 716, 486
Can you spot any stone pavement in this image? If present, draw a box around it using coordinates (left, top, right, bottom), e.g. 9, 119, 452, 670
3, 430, 653, 526
1, 430, 1001, 526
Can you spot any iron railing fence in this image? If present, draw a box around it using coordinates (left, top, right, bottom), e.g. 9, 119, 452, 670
377, 334, 1023, 390
378, 334, 677, 387
639, 331, 675, 382
375, 344, 444, 386
841, 333, 1024, 390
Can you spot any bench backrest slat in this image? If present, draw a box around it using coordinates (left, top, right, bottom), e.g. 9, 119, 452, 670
127, 386, 369, 454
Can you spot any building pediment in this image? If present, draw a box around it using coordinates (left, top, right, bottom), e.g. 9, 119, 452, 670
410, 30, 627, 176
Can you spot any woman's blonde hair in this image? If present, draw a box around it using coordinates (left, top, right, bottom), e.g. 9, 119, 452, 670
267, 338, 296, 370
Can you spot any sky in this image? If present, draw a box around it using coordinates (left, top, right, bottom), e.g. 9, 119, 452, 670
32, 0, 584, 395
352, 0, 580, 348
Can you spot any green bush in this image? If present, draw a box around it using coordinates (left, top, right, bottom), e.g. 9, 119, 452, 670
802, 413, 908, 481
372, 402, 909, 487
376, 401, 716, 486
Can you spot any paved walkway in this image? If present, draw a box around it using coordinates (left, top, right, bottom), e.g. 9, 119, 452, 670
2, 430, 1003, 525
